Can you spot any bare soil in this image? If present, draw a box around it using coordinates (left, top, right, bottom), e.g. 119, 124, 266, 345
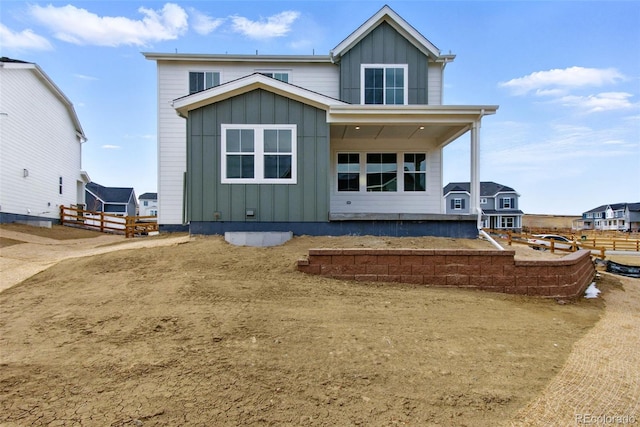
0, 226, 629, 426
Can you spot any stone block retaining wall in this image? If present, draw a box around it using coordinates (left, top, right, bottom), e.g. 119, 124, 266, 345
297, 249, 595, 299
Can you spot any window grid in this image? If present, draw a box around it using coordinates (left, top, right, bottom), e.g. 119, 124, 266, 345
336, 152, 426, 193
189, 71, 220, 94
361, 64, 408, 105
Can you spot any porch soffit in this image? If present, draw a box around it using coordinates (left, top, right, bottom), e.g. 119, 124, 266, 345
328, 105, 498, 147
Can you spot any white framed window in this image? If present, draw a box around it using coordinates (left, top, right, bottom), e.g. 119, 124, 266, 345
361, 64, 408, 105
501, 217, 515, 228
189, 71, 220, 94
221, 124, 296, 184
336, 152, 426, 193
452, 198, 464, 210
58, 176, 63, 195
480, 198, 487, 205
500, 197, 513, 209
256, 70, 289, 83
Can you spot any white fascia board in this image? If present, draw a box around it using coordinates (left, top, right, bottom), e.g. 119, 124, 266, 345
331, 5, 442, 61
173, 74, 347, 117
327, 105, 498, 124
143, 52, 332, 63
80, 171, 91, 183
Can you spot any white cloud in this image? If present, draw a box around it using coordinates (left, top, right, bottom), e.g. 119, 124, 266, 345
230, 11, 300, 39
0, 23, 53, 51
74, 74, 98, 81
556, 92, 636, 113
29, 3, 188, 47
499, 66, 625, 96
189, 9, 224, 35
102, 145, 121, 150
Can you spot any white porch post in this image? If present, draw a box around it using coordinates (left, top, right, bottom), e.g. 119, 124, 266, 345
470, 120, 481, 227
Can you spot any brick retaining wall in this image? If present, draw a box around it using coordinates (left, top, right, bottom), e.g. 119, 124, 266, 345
297, 249, 596, 299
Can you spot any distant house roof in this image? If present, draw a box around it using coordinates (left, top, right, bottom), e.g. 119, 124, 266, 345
86, 182, 136, 204
584, 202, 640, 214
139, 192, 157, 200
1, 57, 86, 142
443, 181, 518, 197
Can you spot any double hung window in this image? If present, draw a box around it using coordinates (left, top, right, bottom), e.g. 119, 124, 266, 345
189, 71, 220, 94
221, 125, 296, 184
361, 64, 408, 105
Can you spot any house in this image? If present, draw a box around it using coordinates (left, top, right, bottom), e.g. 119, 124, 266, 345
143, 5, 498, 237
443, 182, 523, 230
138, 192, 158, 216
0, 57, 89, 223
577, 203, 640, 232
85, 182, 138, 217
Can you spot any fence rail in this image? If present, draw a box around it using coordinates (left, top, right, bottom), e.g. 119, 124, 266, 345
484, 229, 608, 259
60, 205, 158, 238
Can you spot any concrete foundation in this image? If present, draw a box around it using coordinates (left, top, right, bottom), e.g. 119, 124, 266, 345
225, 231, 293, 247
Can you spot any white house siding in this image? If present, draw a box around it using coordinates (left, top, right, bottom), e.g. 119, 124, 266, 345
330, 138, 442, 215
427, 63, 442, 105
0, 67, 83, 220
155, 59, 339, 225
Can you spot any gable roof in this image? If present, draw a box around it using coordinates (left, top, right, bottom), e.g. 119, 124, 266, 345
86, 182, 136, 204
443, 181, 518, 197
139, 192, 157, 200
584, 202, 640, 214
1, 57, 87, 142
173, 73, 347, 117
330, 5, 455, 63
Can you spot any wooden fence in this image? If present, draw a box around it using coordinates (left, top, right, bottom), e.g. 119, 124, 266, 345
60, 205, 158, 238
484, 229, 608, 259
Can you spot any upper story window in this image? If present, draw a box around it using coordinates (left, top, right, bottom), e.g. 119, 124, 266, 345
500, 197, 514, 209
452, 198, 465, 210
480, 198, 487, 205
221, 124, 296, 184
361, 64, 408, 105
257, 71, 289, 83
59, 176, 63, 195
189, 71, 220, 94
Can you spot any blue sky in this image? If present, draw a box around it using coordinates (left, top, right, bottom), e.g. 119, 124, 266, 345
1, 0, 638, 215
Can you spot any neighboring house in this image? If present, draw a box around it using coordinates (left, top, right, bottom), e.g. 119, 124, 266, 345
85, 182, 138, 217
443, 182, 523, 230
138, 192, 158, 216
144, 5, 498, 237
577, 203, 640, 232
0, 57, 89, 223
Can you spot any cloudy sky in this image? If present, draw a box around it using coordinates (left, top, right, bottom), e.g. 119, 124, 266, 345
1, 1, 638, 215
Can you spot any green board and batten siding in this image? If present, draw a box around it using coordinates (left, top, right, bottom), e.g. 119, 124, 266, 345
339, 21, 429, 105
186, 89, 330, 223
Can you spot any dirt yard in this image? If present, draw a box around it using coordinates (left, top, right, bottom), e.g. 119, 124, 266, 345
0, 224, 636, 426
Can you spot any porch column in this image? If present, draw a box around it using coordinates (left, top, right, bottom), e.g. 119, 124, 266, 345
470, 120, 481, 221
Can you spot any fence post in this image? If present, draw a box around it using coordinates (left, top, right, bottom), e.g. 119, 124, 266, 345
100, 212, 104, 233
59, 205, 65, 226
550, 239, 555, 253
507, 231, 512, 246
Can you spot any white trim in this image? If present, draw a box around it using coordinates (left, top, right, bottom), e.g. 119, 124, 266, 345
330, 5, 443, 61
221, 124, 297, 184
360, 64, 408, 105
188, 70, 222, 93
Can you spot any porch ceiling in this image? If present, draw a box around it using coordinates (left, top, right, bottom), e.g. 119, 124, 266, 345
330, 123, 467, 146
327, 105, 498, 147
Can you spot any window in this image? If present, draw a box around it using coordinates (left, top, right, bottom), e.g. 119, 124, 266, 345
143, 201, 148, 206
337, 153, 360, 191
221, 125, 296, 184
257, 71, 289, 83
366, 153, 397, 192
336, 152, 426, 193
403, 153, 426, 192
452, 198, 465, 210
59, 176, 63, 195
150, 210, 157, 216
501, 217, 515, 228
361, 64, 408, 105
500, 197, 513, 209
480, 198, 487, 205
189, 71, 220, 94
